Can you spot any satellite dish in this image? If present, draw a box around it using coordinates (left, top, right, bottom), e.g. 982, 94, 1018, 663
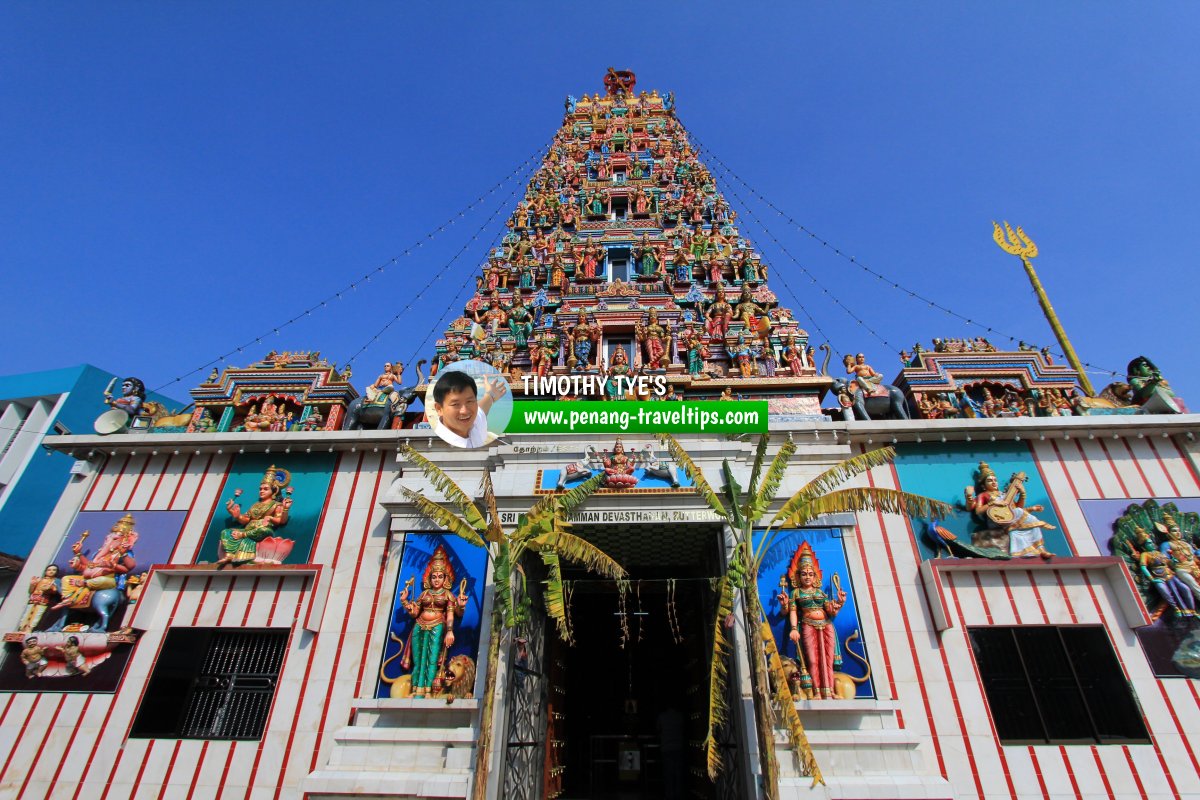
94, 409, 130, 435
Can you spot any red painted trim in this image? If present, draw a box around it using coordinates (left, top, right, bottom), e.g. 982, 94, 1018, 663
971, 571, 995, 624
1047, 440, 1084, 499
1057, 747, 1083, 800
310, 453, 383, 771
273, 458, 366, 799
1122, 746, 1155, 799
1077, 570, 1177, 795
187, 457, 234, 564
869, 459, 947, 778
266, 576, 287, 627
115, 739, 155, 800
1118, 439, 1154, 496
237, 576, 262, 626
153, 739, 183, 800
241, 589, 311, 798
1053, 573, 1080, 624
212, 740, 241, 800
1027, 571, 1050, 624
1026, 747, 1050, 799
1028, 441, 1078, 557
997, 571, 1022, 623
1147, 438, 1186, 496
145, 453, 175, 509
1097, 440, 1131, 497
1073, 440, 1107, 498
0, 695, 41, 782
1163, 437, 1200, 490
111, 575, 192, 763
81, 455, 112, 511
167, 453, 201, 510
944, 573, 1008, 799
166, 456, 217, 565
1151, 679, 1200, 779
124, 454, 155, 510
45, 695, 94, 793
214, 572, 241, 626
1090, 748, 1115, 798
191, 577, 214, 625
98, 454, 132, 510
183, 741, 210, 800
16, 692, 66, 797
350, 455, 398, 700
301, 451, 345, 558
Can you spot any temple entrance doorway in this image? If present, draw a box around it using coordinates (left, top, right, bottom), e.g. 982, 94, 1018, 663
548, 523, 734, 800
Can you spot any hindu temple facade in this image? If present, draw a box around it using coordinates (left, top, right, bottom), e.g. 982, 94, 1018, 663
0, 73, 1197, 800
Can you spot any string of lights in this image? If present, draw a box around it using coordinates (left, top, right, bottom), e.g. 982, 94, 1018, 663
694, 145, 839, 353
151, 142, 551, 393
345, 149, 546, 370
687, 129, 1124, 379
693, 139, 897, 354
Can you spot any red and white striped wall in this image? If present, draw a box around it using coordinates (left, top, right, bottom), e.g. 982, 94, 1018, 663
856, 436, 1200, 800
0, 449, 398, 800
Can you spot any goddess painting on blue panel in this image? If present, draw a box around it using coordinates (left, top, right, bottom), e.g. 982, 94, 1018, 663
755, 527, 874, 700
377, 532, 488, 699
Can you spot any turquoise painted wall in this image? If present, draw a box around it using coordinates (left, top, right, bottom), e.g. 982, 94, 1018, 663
893, 441, 1069, 560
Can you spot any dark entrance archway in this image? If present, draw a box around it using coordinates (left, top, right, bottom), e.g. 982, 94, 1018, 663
547, 522, 740, 800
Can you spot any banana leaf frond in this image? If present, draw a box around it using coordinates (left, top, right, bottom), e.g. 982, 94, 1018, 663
722, 460, 745, 531
480, 472, 504, 543
400, 444, 487, 532
558, 472, 607, 515
761, 621, 824, 787
530, 528, 626, 580
747, 433, 769, 500
658, 434, 727, 519
750, 438, 797, 522
539, 550, 572, 644
768, 447, 898, 528
399, 486, 487, 548
520, 473, 605, 539
493, 545, 517, 628
704, 575, 736, 780
776, 486, 953, 529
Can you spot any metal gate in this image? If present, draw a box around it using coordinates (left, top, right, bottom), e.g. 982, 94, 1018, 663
502, 562, 549, 800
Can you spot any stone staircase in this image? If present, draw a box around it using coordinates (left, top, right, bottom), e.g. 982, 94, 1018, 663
774, 700, 954, 800
304, 698, 479, 799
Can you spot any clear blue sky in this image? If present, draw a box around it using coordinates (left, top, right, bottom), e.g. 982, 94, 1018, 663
3, 3, 1197, 405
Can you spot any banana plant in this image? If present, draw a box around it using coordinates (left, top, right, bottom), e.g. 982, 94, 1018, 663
657, 434, 952, 793
397, 444, 626, 800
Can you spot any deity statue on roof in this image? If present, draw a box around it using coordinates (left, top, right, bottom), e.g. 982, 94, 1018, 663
705, 284, 733, 340
507, 293, 534, 348
472, 293, 508, 338
568, 311, 601, 371
636, 308, 670, 371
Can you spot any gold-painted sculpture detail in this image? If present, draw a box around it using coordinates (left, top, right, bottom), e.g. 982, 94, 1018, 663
992, 221, 1095, 396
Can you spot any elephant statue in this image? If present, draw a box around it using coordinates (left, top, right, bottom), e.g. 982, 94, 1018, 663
819, 344, 911, 421
343, 360, 426, 430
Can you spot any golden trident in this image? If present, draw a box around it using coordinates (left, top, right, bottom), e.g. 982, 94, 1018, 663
992, 222, 1095, 396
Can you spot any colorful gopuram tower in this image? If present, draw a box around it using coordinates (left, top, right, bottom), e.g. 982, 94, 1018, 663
429, 70, 829, 418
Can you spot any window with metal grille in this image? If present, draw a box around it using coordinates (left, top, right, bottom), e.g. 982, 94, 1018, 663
968, 626, 1150, 745
131, 628, 289, 740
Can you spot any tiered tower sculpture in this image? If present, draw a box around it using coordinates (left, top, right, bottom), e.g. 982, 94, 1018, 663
429, 70, 831, 416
